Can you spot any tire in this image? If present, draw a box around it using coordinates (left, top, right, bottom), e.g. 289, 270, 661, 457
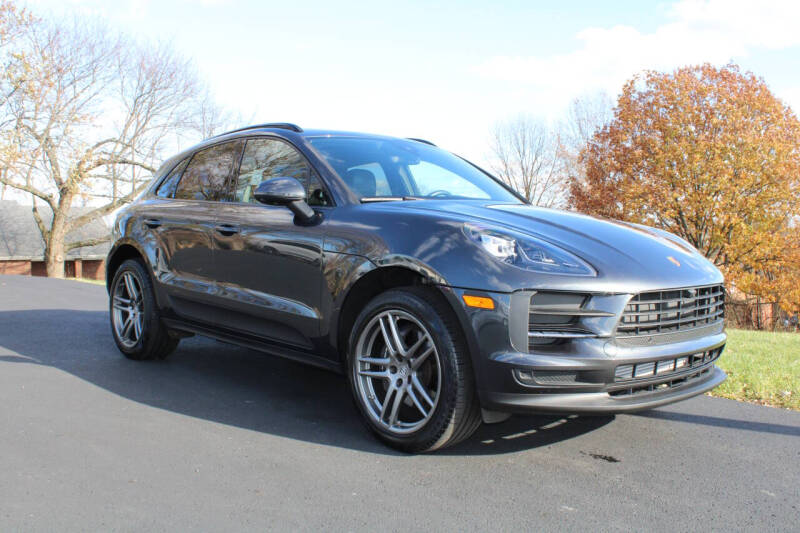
346, 286, 482, 452
109, 258, 178, 360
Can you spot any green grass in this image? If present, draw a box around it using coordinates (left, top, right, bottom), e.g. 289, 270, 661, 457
712, 328, 800, 410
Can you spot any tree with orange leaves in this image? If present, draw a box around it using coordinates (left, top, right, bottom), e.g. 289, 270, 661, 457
569, 63, 800, 317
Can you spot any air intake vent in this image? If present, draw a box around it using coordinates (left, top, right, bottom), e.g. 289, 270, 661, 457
613, 348, 721, 382
528, 292, 611, 351
609, 367, 713, 398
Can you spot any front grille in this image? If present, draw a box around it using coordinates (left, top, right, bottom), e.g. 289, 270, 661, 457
616, 284, 724, 338
614, 321, 724, 347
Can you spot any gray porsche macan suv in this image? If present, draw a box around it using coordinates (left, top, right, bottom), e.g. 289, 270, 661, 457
106, 123, 726, 452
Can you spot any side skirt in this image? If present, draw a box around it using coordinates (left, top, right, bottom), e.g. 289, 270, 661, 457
162, 317, 342, 374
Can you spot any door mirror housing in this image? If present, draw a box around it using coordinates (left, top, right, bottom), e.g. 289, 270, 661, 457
254, 177, 317, 223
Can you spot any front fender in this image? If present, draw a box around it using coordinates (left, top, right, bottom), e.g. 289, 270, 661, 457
321, 205, 506, 292
373, 254, 448, 286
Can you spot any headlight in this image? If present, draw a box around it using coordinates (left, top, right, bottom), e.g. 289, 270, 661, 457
464, 224, 596, 276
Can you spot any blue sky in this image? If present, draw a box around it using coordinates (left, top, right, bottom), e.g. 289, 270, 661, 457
27, 0, 800, 165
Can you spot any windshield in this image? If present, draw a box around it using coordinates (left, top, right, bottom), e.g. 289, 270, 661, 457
308, 137, 521, 202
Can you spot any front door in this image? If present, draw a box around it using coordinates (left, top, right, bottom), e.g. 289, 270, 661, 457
211, 136, 333, 349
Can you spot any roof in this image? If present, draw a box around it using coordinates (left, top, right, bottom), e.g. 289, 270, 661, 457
207, 124, 430, 146
0, 200, 111, 261
155, 125, 436, 190
209, 122, 420, 141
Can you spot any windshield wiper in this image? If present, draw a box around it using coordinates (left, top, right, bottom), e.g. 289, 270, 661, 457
360, 196, 423, 203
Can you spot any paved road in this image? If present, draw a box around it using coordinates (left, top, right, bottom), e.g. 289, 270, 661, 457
0, 274, 798, 531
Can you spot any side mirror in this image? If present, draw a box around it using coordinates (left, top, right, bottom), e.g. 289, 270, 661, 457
254, 177, 317, 223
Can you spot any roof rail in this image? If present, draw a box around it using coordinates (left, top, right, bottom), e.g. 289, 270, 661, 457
260, 122, 303, 132
211, 122, 303, 139
406, 137, 436, 146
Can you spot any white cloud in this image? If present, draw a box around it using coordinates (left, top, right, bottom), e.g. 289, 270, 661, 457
669, 0, 800, 49
473, 0, 800, 111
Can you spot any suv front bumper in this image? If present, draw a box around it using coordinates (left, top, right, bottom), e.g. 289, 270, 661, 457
447, 287, 727, 415
483, 365, 726, 414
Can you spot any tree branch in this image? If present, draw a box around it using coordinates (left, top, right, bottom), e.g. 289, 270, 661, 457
0, 175, 56, 209
31, 202, 50, 241
84, 156, 157, 174
65, 235, 110, 251
66, 179, 150, 231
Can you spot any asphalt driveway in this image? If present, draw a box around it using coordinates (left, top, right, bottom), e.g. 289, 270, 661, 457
0, 274, 798, 531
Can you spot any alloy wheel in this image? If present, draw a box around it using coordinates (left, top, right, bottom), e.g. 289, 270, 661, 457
112, 271, 144, 348
353, 309, 442, 435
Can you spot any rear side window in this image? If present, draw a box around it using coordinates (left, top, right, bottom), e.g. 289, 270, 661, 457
175, 141, 242, 201
155, 158, 189, 198
234, 138, 331, 206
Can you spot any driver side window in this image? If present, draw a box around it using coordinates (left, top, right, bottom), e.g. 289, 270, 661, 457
234, 138, 331, 206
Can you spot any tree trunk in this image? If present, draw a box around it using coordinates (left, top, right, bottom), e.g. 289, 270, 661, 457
45, 227, 66, 278
44, 194, 73, 278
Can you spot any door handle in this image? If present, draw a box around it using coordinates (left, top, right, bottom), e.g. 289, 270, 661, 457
144, 218, 161, 228
215, 224, 240, 236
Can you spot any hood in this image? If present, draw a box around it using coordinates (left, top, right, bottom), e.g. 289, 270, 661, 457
401, 200, 723, 291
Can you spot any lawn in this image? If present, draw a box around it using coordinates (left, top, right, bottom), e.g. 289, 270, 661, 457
712, 328, 800, 410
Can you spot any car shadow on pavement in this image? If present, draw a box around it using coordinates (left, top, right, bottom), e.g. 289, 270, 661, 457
441, 414, 615, 455
2, 308, 618, 455
631, 410, 800, 437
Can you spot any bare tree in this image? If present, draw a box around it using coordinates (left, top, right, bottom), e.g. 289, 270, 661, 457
557, 92, 614, 187
562, 93, 614, 148
0, 1, 33, 201
490, 115, 564, 207
0, 12, 228, 277
192, 90, 244, 140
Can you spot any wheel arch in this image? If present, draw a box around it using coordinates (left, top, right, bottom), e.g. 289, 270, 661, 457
333, 264, 482, 382
105, 241, 150, 293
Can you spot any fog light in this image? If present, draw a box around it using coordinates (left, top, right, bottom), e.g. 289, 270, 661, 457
514, 369, 535, 384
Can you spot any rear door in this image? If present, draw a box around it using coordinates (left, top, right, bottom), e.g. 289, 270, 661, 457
148, 140, 243, 324
211, 136, 333, 348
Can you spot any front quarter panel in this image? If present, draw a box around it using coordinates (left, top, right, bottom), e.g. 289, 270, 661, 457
321, 204, 509, 291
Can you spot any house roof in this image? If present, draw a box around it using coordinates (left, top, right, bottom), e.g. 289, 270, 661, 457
0, 200, 111, 261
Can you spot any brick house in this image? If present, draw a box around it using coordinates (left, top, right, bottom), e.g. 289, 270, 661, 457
0, 200, 111, 280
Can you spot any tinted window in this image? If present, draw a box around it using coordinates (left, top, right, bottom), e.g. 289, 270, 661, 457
175, 141, 242, 201
234, 138, 331, 206
308, 137, 520, 202
347, 163, 391, 196
155, 158, 189, 198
